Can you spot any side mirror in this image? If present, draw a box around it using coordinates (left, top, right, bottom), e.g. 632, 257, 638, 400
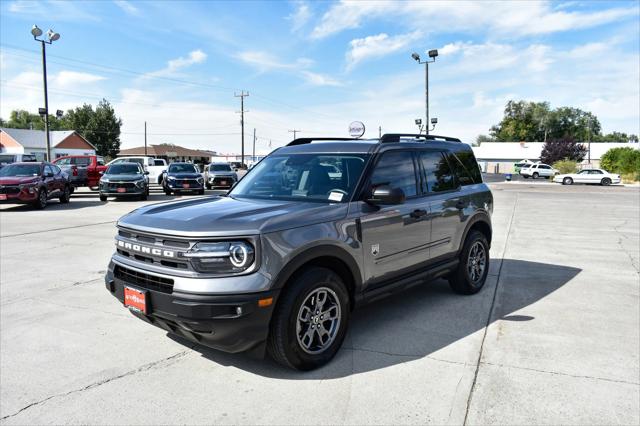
99, 171, 104, 175
144, 171, 150, 175
367, 185, 405, 205
44, 172, 54, 178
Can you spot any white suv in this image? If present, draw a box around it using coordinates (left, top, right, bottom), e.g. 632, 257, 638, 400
520, 163, 557, 179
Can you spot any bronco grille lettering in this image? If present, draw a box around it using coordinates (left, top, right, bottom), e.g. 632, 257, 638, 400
117, 240, 175, 258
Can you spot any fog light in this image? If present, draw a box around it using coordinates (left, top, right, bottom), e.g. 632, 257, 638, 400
236, 306, 243, 316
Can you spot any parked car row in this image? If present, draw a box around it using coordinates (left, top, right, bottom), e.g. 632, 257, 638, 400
0, 162, 71, 209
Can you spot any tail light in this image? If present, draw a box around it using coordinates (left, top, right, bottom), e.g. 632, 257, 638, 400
72, 166, 78, 176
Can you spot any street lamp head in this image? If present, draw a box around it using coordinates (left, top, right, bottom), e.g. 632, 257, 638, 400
56, 110, 64, 118
31, 24, 43, 38
411, 52, 420, 62
431, 117, 438, 124
47, 29, 60, 42
38, 108, 47, 117
415, 118, 422, 125
428, 49, 438, 58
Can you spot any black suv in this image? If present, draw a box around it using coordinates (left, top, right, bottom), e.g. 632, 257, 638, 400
105, 134, 493, 370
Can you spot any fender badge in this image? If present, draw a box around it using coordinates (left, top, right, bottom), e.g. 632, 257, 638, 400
371, 244, 380, 256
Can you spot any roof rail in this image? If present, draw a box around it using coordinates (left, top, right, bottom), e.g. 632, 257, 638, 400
287, 137, 362, 146
380, 133, 461, 143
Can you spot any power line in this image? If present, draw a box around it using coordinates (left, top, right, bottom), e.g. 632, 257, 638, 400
288, 129, 301, 139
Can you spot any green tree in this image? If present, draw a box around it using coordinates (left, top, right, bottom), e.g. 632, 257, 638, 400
600, 147, 640, 178
475, 134, 495, 144
490, 100, 551, 141
3, 109, 66, 131
61, 100, 122, 157
594, 132, 637, 142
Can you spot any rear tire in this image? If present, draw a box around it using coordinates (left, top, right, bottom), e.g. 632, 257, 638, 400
164, 189, 172, 195
523, 175, 529, 179
140, 191, 148, 201
449, 230, 490, 295
59, 185, 71, 203
206, 183, 212, 190
532, 172, 539, 179
601, 178, 611, 186
563, 177, 573, 185
267, 267, 350, 370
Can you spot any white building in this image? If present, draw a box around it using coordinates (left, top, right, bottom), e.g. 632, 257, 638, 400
472, 142, 639, 173
0, 128, 97, 160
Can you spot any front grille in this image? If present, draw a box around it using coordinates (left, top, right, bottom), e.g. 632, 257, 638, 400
108, 182, 135, 189
114, 265, 174, 294
175, 179, 200, 186
116, 229, 191, 271
212, 177, 234, 185
0, 186, 20, 194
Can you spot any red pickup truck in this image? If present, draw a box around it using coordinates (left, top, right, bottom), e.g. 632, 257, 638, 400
53, 155, 107, 190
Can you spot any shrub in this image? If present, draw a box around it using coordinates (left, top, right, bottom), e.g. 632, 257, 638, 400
600, 147, 640, 179
540, 137, 587, 164
552, 159, 578, 174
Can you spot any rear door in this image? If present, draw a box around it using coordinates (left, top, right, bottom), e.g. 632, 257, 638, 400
358, 150, 431, 288
418, 150, 464, 260
44, 165, 59, 197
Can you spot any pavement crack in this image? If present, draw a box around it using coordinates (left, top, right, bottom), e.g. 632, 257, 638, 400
0, 221, 116, 238
613, 220, 639, 274
463, 192, 518, 426
480, 361, 640, 386
0, 349, 193, 421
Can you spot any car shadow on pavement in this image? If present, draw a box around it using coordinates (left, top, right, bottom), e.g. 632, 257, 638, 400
0, 200, 106, 211
171, 258, 581, 379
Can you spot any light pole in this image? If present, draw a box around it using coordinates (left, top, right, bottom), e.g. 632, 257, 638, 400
412, 49, 438, 135
31, 24, 60, 162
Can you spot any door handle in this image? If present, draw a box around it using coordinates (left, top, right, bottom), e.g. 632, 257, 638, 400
410, 209, 427, 219
455, 200, 466, 209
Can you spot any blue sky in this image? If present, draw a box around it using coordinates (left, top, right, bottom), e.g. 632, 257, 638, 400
1, 0, 639, 153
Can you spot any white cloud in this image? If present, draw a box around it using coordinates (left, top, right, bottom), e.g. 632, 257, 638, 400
311, 0, 636, 39
7, 0, 100, 21
346, 30, 422, 70
286, 1, 312, 32
146, 50, 207, 77
114, 0, 139, 16
301, 71, 342, 87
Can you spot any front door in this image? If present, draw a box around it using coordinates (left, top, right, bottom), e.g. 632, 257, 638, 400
359, 150, 431, 289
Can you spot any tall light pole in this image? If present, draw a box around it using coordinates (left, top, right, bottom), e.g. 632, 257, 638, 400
31, 24, 60, 162
412, 49, 438, 135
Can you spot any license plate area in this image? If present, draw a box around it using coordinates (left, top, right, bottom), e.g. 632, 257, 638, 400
124, 286, 148, 314
117, 187, 127, 193
220, 180, 227, 185
182, 183, 190, 189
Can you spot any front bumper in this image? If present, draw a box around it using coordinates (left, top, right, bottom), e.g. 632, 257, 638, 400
207, 176, 236, 188
105, 262, 278, 353
0, 187, 38, 203
166, 180, 204, 191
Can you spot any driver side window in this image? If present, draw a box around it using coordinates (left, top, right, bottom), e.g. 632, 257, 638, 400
369, 151, 417, 198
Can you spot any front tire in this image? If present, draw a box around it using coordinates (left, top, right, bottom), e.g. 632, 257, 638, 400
59, 185, 71, 203
449, 230, 490, 295
601, 178, 612, 186
268, 267, 350, 370
99, 194, 107, 202
34, 188, 47, 210
563, 177, 573, 185
532, 172, 539, 179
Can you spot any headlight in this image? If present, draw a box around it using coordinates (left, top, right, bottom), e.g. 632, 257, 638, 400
182, 241, 255, 274
101, 177, 110, 183
167, 176, 176, 181
135, 179, 146, 188
197, 177, 204, 184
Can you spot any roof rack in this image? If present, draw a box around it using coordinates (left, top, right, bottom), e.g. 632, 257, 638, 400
379, 133, 461, 143
287, 137, 362, 146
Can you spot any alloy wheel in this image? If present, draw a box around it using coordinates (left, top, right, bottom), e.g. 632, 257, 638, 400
467, 241, 487, 284
296, 287, 341, 355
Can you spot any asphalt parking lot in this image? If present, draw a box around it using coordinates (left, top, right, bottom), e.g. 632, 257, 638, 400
1, 183, 638, 425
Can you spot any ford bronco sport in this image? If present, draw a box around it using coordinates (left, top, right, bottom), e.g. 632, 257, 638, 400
105, 134, 493, 370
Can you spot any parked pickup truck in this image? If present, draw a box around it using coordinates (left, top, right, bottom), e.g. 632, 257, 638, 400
107, 156, 167, 184
53, 155, 107, 190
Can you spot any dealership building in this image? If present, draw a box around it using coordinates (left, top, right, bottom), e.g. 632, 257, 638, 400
472, 141, 639, 173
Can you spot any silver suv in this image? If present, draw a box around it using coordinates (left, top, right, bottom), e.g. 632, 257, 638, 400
105, 134, 493, 370
204, 162, 238, 189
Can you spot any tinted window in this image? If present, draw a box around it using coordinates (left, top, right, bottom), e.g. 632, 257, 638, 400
153, 159, 165, 166
369, 151, 417, 197
72, 157, 91, 166
448, 150, 480, 185
590, 170, 603, 174
23, 155, 36, 162
0, 155, 15, 164
210, 164, 232, 172
52, 165, 62, 174
97, 157, 105, 166
168, 163, 197, 173
107, 163, 142, 174
420, 151, 458, 192
55, 157, 71, 165
45, 165, 55, 176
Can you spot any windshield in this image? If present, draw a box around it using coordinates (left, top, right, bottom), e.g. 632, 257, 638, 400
0, 163, 41, 177
230, 153, 369, 203
210, 164, 232, 172
107, 163, 141, 174
169, 163, 197, 173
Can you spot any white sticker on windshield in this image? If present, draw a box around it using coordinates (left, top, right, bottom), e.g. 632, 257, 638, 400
328, 191, 343, 202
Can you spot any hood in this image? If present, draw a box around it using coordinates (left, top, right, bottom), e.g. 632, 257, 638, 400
118, 196, 349, 237
167, 173, 202, 179
104, 174, 145, 181
0, 176, 40, 185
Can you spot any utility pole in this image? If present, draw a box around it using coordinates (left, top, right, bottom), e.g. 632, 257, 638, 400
288, 129, 301, 140
235, 91, 249, 168
252, 128, 256, 165
587, 116, 592, 165
144, 121, 147, 156
411, 50, 438, 136
379, 126, 382, 138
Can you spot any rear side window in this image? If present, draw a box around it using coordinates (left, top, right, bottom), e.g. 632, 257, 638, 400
369, 151, 417, 197
97, 157, 105, 166
419, 151, 458, 192
153, 159, 165, 166
0, 155, 15, 164
72, 157, 91, 166
449, 150, 481, 185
